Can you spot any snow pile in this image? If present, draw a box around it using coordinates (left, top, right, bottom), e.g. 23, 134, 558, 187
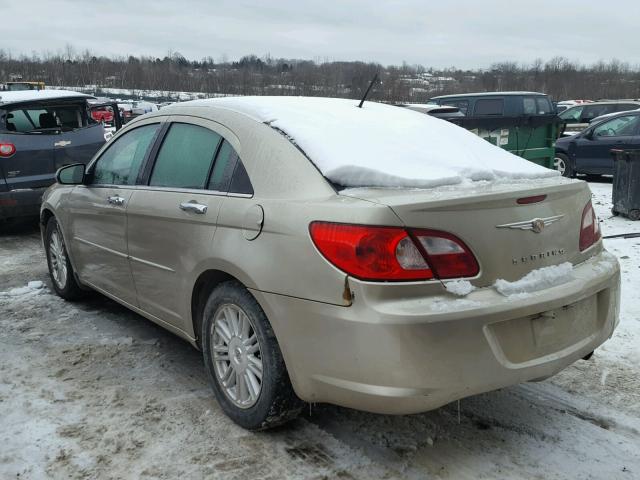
494, 263, 574, 297
1, 280, 44, 297
444, 280, 476, 296
186, 96, 558, 189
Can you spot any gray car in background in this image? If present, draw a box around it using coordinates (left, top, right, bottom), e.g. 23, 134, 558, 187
0, 90, 110, 221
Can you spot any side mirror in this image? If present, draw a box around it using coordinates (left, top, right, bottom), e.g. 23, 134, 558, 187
56, 163, 86, 185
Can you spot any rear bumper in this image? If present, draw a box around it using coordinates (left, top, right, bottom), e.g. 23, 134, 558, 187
0, 187, 47, 220
253, 250, 620, 414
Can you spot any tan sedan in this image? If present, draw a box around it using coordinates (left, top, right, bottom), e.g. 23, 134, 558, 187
41, 97, 620, 430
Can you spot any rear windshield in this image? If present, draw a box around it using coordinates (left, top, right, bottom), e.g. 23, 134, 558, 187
3, 102, 95, 134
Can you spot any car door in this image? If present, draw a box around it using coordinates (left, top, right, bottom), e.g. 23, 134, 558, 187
572, 114, 640, 174
65, 121, 163, 305
126, 117, 237, 331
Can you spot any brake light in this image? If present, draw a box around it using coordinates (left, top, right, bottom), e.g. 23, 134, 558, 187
579, 200, 601, 251
517, 194, 547, 205
309, 222, 479, 281
0, 143, 16, 157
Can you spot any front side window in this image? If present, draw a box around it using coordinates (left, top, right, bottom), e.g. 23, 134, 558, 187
149, 123, 221, 189
442, 100, 469, 115
593, 115, 640, 137
536, 98, 553, 114
474, 99, 504, 116
92, 124, 160, 185
559, 106, 583, 122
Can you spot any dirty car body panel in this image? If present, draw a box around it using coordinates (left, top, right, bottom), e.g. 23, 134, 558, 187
41, 98, 620, 416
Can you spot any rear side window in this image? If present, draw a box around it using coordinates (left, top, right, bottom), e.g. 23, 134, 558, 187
149, 123, 221, 189
208, 140, 237, 192
6, 108, 48, 132
208, 140, 254, 195
523, 98, 536, 115
93, 124, 160, 185
582, 105, 611, 121
229, 160, 253, 195
617, 104, 639, 112
5, 104, 87, 133
474, 99, 504, 116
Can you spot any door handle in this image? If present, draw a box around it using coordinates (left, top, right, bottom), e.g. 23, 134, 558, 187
179, 201, 207, 214
107, 195, 125, 206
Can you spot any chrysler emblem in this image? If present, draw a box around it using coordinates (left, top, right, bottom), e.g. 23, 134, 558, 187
496, 215, 564, 233
531, 219, 545, 233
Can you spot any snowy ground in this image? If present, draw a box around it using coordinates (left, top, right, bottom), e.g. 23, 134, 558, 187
1, 179, 639, 479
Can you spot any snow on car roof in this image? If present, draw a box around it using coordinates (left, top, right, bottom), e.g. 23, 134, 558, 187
185, 96, 558, 189
0, 89, 93, 105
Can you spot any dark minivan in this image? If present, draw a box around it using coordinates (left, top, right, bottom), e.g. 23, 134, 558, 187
428, 91, 555, 116
427, 92, 559, 168
0, 90, 112, 221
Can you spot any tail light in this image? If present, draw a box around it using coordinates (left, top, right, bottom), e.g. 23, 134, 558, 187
0, 143, 16, 157
309, 222, 479, 282
579, 200, 601, 251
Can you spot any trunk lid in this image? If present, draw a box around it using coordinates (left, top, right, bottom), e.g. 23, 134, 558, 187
342, 178, 595, 286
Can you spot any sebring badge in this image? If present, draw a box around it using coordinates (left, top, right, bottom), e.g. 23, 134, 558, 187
496, 214, 564, 233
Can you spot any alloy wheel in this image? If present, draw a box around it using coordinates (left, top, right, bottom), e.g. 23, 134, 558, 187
49, 229, 68, 289
554, 156, 566, 175
211, 303, 263, 408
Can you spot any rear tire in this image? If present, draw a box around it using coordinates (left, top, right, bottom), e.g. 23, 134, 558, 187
554, 153, 574, 178
629, 209, 640, 221
201, 281, 302, 430
45, 217, 84, 300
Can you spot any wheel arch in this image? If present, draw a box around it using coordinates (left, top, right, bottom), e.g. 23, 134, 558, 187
191, 269, 239, 349
40, 207, 55, 241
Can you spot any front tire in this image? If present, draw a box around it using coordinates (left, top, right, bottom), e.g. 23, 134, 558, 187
45, 217, 84, 300
554, 153, 575, 178
201, 281, 302, 430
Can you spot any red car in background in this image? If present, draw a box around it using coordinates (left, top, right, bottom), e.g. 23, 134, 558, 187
90, 106, 114, 124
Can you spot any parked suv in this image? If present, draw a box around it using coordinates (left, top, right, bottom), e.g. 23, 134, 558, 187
0, 90, 117, 221
559, 101, 640, 136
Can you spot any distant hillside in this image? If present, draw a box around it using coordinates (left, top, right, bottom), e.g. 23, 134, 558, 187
1, 49, 639, 102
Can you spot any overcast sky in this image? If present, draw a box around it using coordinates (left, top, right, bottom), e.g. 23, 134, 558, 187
4, 0, 639, 68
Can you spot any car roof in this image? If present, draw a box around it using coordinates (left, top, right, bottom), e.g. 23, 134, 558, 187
0, 89, 94, 106
564, 100, 640, 108
592, 110, 640, 122
430, 91, 547, 99
155, 96, 556, 190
